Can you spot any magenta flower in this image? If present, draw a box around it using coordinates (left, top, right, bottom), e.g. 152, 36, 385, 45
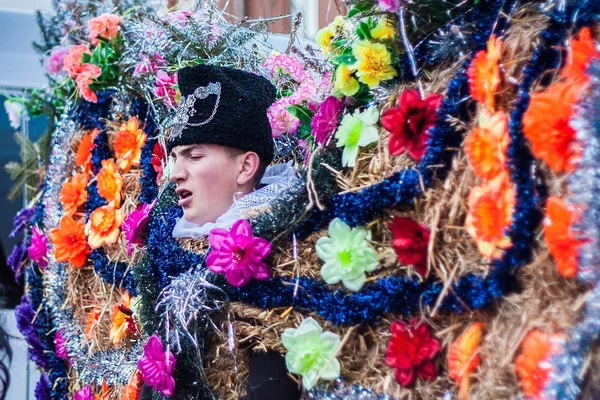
155, 70, 179, 108
138, 334, 176, 397
264, 52, 305, 82
311, 96, 344, 145
206, 219, 271, 287
74, 385, 93, 400
378, 0, 402, 12
45, 46, 69, 75
123, 201, 155, 256
267, 97, 301, 137
28, 226, 48, 268
134, 53, 167, 76
54, 330, 69, 362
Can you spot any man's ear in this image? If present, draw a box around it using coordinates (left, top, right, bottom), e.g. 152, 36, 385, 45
237, 151, 260, 187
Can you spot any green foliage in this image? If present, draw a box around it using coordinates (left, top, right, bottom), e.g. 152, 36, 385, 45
4, 131, 47, 202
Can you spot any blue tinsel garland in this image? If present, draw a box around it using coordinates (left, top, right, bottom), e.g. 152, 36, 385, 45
131, 98, 159, 204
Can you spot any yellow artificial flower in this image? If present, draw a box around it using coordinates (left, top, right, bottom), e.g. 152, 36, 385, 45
315, 16, 345, 56
350, 40, 397, 89
371, 18, 395, 40
334, 64, 360, 96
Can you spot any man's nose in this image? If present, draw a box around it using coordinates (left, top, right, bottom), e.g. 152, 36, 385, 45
169, 158, 186, 183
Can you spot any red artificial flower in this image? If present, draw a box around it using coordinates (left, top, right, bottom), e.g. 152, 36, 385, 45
385, 318, 440, 386
561, 27, 599, 84
388, 216, 430, 275
381, 88, 443, 161
151, 142, 166, 183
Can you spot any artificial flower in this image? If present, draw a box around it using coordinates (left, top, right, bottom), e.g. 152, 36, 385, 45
264, 51, 305, 82
561, 27, 599, 84
97, 158, 124, 207
267, 97, 301, 137
315, 16, 345, 56
335, 106, 380, 167
110, 292, 135, 345
350, 40, 397, 89
388, 216, 430, 276
468, 35, 503, 110
165, 10, 193, 25
138, 334, 176, 397
121, 372, 144, 400
113, 116, 148, 172
45, 46, 69, 75
151, 142, 166, 182
85, 205, 124, 249
543, 197, 584, 278
523, 79, 583, 173
59, 172, 89, 216
378, 0, 401, 12
281, 317, 341, 390
7, 243, 26, 280
4, 100, 28, 130
464, 109, 509, 181
465, 174, 515, 259
448, 322, 484, 400
334, 64, 360, 97
311, 95, 344, 145
64, 44, 91, 78
49, 215, 90, 268
206, 219, 271, 287
28, 226, 48, 268
75, 130, 97, 175
133, 52, 167, 76
515, 330, 560, 399
54, 330, 69, 361
16, 295, 48, 368
123, 201, 155, 256
315, 218, 378, 291
288, 75, 321, 107
381, 88, 442, 161
84, 306, 102, 340
9, 206, 36, 238
385, 318, 440, 386
370, 18, 395, 40
87, 13, 121, 45
75, 63, 102, 103
34, 374, 51, 400
74, 385, 94, 400
96, 381, 110, 400
155, 70, 179, 108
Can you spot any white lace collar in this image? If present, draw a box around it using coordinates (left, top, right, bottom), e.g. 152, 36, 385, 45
172, 162, 299, 238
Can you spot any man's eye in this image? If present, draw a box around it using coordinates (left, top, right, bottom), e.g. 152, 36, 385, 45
190, 155, 203, 160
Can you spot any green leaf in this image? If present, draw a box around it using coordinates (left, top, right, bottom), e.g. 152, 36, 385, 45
286, 105, 314, 125
330, 55, 356, 66
299, 123, 313, 140
347, 1, 374, 18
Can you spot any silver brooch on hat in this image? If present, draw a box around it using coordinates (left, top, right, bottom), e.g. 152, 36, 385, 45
168, 82, 222, 141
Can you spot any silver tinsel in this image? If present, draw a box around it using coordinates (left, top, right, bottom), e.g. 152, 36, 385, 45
306, 378, 401, 400
543, 59, 600, 399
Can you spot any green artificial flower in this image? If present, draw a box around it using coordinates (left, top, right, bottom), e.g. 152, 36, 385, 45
281, 317, 341, 390
316, 218, 379, 291
334, 106, 379, 167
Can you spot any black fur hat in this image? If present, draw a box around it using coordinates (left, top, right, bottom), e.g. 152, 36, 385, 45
167, 64, 276, 163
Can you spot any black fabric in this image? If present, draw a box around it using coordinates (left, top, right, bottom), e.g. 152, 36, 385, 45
243, 351, 301, 400
167, 64, 276, 163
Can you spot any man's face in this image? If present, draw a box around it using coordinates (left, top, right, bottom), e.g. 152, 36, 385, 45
169, 144, 241, 225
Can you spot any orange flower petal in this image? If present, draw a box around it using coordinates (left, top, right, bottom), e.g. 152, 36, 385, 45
109, 292, 134, 346
75, 130, 98, 175
515, 330, 561, 399
468, 35, 503, 110
465, 109, 509, 181
49, 215, 90, 268
84, 306, 102, 340
113, 117, 148, 172
561, 27, 599, 84
97, 159, 123, 207
448, 323, 484, 400
59, 173, 89, 216
85, 205, 124, 249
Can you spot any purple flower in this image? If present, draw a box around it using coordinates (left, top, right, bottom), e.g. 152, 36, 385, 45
154, 70, 179, 108
206, 219, 271, 287
138, 334, 176, 397
311, 96, 344, 145
74, 385, 94, 400
378, 0, 401, 12
7, 243, 27, 281
10, 206, 36, 238
134, 53, 167, 76
28, 227, 48, 268
45, 46, 69, 75
123, 201, 155, 255
15, 296, 48, 369
34, 374, 51, 400
54, 330, 69, 362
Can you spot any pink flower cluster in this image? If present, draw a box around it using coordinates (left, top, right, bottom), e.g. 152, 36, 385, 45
264, 52, 305, 82
64, 44, 102, 102
45, 46, 69, 75
134, 53, 167, 76
87, 13, 121, 46
155, 70, 179, 108
268, 97, 301, 137
28, 227, 48, 268
378, 0, 402, 12
206, 219, 271, 287
139, 334, 176, 397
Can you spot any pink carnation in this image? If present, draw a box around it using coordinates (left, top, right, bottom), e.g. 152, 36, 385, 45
87, 13, 121, 46
264, 52, 305, 82
123, 201, 155, 256
206, 219, 271, 287
75, 63, 102, 103
155, 70, 179, 108
28, 226, 48, 268
267, 97, 301, 137
139, 334, 176, 397
378, 0, 401, 12
45, 46, 69, 75
64, 44, 91, 78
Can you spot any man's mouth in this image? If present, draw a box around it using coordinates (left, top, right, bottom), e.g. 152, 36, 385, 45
176, 188, 193, 207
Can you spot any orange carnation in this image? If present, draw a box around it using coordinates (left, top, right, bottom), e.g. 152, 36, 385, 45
97, 159, 123, 207
523, 79, 584, 173
468, 35, 503, 110
49, 215, 90, 268
95, 381, 110, 400
121, 372, 143, 400
88, 13, 121, 46
59, 173, 89, 216
515, 330, 561, 399
113, 117, 147, 172
465, 174, 515, 259
544, 197, 585, 278
84, 306, 102, 340
561, 27, 599, 84
464, 109, 509, 181
75, 130, 97, 174
448, 322, 484, 400
109, 292, 135, 346
85, 205, 124, 249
